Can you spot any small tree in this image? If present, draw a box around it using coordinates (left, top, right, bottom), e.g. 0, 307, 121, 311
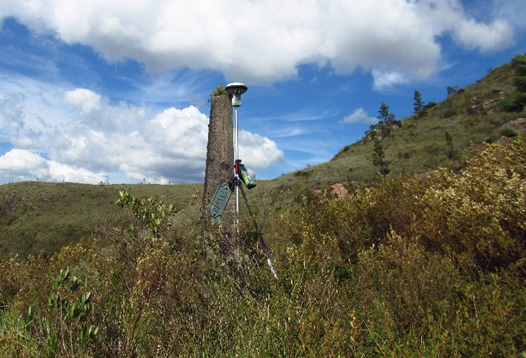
377, 102, 390, 122
447, 86, 459, 96
413, 90, 425, 115
512, 54, 526, 91
372, 138, 389, 176
499, 128, 518, 139
445, 131, 454, 159
500, 54, 526, 112
377, 102, 398, 139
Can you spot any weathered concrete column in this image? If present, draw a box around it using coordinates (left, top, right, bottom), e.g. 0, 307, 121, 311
202, 94, 235, 234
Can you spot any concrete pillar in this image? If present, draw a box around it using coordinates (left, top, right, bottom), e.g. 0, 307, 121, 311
202, 94, 235, 234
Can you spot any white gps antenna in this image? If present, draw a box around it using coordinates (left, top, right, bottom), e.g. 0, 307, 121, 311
225, 82, 248, 219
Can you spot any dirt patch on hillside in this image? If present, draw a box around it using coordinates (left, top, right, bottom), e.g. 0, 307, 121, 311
499, 117, 526, 133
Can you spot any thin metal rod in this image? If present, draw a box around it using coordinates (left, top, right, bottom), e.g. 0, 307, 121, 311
234, 107, 239, 165
234, 106, 239, 220
236, 186, 239, 220
238, 181, 278, 279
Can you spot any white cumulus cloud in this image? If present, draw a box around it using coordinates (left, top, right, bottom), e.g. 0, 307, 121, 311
63, 88, 146, 132
0, 0, 515, 85
0, 77, 284, 183
0, 148, 107, 183
237, 130, 286, 174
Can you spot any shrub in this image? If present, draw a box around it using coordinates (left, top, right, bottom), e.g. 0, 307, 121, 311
499, 127, 518, 139
1, 136, 526, 356
500, 54, 526, 112
413, 135, 526, 273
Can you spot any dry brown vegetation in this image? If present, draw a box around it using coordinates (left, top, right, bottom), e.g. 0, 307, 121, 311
1, 135, 525, 357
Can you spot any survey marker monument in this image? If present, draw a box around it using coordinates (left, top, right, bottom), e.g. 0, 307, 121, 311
202, 91, 235, 233
202, 83, 277, 278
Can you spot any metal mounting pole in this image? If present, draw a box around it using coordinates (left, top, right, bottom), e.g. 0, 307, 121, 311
225, 82, 247, 227
234, 106, 240, 219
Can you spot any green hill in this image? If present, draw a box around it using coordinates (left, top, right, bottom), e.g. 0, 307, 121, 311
1, 58, 525, 258
0, 182, 203, 258
283, 61, 522, 187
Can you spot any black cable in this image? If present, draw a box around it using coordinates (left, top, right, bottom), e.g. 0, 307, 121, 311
238, 181, 271, 257
230, 176, 278, 278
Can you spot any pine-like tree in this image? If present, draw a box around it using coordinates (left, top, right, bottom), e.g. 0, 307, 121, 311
501, 54, 526, 112
377, 102, 390, 122
372, 137, 389, 176
413, 90, 425, 114
445, 131, 454, 159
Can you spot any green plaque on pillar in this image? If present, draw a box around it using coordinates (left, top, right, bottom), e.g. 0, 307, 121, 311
210, 184, 231, 219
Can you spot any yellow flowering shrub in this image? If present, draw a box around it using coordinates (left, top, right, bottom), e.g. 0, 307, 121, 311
414, 136, 526, 272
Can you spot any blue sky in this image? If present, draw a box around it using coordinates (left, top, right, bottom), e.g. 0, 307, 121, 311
0, 0, 525, 184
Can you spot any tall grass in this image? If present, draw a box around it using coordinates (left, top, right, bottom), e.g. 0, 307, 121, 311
1, 136, 526, 357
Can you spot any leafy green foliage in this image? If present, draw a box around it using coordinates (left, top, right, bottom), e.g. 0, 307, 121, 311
445, 131, 456, 158
0, 265, 99, 357
208, 84, 228, 102
115, 190, 177, 237
372, 137, 390, 176
414, 137, 526, 273
413, 90, 424, 114
366, 102, 401, 140
500, 127, 518, 139
39, 268, 99, 357
500, 54, 526, 112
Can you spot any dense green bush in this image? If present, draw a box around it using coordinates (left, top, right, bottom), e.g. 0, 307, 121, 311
1, 136, 526, 356
500, 127, 519, 139
500, 54, 526, 112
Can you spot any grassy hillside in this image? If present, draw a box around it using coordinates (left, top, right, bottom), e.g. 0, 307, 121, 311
0, 182, 203, 258
0, 59, 525, 258
235, 61, 526, 233
282, 62, 522, 188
